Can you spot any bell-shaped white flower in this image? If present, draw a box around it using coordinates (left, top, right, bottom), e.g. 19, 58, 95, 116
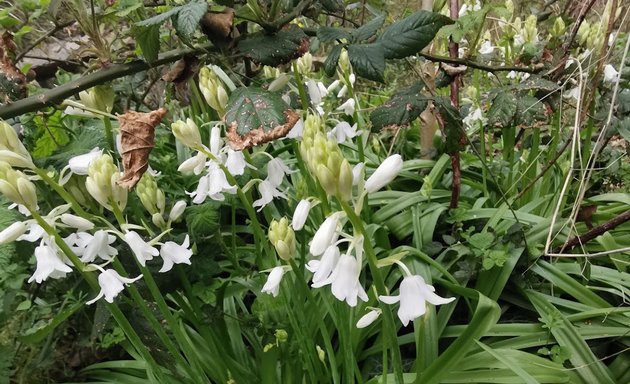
309, 212, 342, 256
210, 125, 222, 156
478, 40, 494, 55
68, 148, 102, 175
63, 232, 93, 256
253, 179, 287, 211
306, 80, 327, 107
329, 121, 357, 143
352, 163, 364, 186
463, 107, 487, 130
337, 98, 356, 116
124, 231, 159, 266
159, 235, 193, 272
291, 199, 311, 231
81, 230, 118, 263
308, 245, 340, 287
18, 222, 45, 242
319, 253, 367, 307
603, 64, 619, 83
86, 268, 142, 304
187, 162, 237, 203
178, 151, 207, 175
28, 244, 72, 283
379, 275, 455, 326
0, 221, 27, 244
168, 200, 187, 221
59, 213, 94, 231
225, 149, 248, 176
356, 308, 381, 328
261, 266, 287, 297
364, 154, 403, 193
266, 157, 292, 186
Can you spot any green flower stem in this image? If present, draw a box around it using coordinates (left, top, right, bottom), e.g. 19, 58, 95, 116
109, 200, 208, 382
102, 116, 116, 153
292, 63, 309, 110
33, 168, 90, 218
338, 200, 404, 382
29, 210, 164, 380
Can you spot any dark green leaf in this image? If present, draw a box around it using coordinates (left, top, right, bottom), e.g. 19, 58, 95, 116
317, 26, 351, 43
175, 0, 208, 38
487, 91, 517, 128
136, 5, 182, 27
378, 11, 453, 59
225, 87, 299, 149
513, 76, 560, 93
347, 43, 385, 82
514, 95, 548, 127
352, 15, 385, 42
237, 25, 309, 67
324, 44, 342, 77
134, 24, 160, 63
320, 0, 343, 12
20, 301, 84, 344
433, 97, 464, 154
370, 82, 427, 130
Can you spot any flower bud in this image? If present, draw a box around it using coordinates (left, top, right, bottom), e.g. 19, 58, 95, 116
60, 214, 94, 231
550, 17, 566, 38
169, 200, 187, 221
0, 221, 27, 244
262, 66, 280, 79
356, 308, 381, 328
199, 66, 229, 115
268, 217, 296, 260
152, 212, 166, 227
85, 153, 127, 211
0, 120, 34, 169
338, 48, 350, 76
577, 21, 591, 46
310, 212, 342, 256
291, 199, 311, 231
296, 52, 313, 75
275, 329, 288, 344
364, 154, 403, 193
268, 74, 290, 92
0, 162, 38, 210
136, 173, 164, 215
172, 118, 203, 149
523, 15, 538, 44
79, 85, 115, 113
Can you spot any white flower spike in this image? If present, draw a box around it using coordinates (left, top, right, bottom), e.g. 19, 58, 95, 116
159, 235, 193, 272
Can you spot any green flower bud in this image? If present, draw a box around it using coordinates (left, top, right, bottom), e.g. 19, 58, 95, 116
79, 85, 114, 113
338, 48, 350, 76
0, 120, 34, 168
275, 329, 288, 344
577, 21, 591, 46
268, 217, 296, 261
199, 66, 229, 115
66, 177, 90, 206
136, 173, 165, 215
523, 15, 538, 44
172, 118, 202, 149
85, 153, 127, 211
296, 52, 313, 75
0, 161, 38, 210
316, 345, 326, 363
550, 17, 566, 38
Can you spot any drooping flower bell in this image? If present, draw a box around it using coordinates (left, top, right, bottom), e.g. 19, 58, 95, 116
364, 154, 403, 193
309, 212, 342, 256
291, 199, 311, 231
318, 253, 367, 307
124, 230, 159, 267
86, 267, 142, 304
81, 230, 118, 263
261, 266, 287, 297
28, 243, 73, 283
159, 234, 193, 272
268, 217, 296, 261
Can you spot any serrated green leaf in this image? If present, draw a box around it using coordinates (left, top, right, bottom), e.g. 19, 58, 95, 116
237, 25, 309, 67
317, 26, 351, 43
320, 0, 343, 12
225, 87, 298, 141
347, 43, 385, 82
469, 232, 494, 250
175, 0, 208, 38
134, 24, 160, 63
515, 95, 548, 127
433, 97, 464, 154
32, 111, 69, 158
487, 91, 517, 128
378, 11, 453, 59
136, 5, 182, 27
370, 82, 428, 130
352, 15, 385, 42
514, 76, 560, 93
324, 44, 342, 77
185, 201, 220, 241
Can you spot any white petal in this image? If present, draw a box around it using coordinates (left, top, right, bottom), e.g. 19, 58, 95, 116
0, 221, 27, 244
291, 199, 311, 231
356, 309, 380, 328
364, 154, 403, 193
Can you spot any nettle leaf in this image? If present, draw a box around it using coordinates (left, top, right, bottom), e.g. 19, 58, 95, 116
352, 15, 385, 42
317, 26, 351, 43
134, 24, 160, 63
433, 97, 464, 154
237, 25, 309, 67
515, 95, 548, 127
136, 5, 182, 27
175, 0, 208, 39
347, 43, 385, 82
225, 87, 300, 150
370, 82, 428, 131
487, 91, 517, 128
378, 11, 453, 59
324, 44, 342, 77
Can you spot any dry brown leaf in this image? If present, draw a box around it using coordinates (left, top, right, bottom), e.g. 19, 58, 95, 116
161, 55, 199, 84
0, 32, 27, 104
117, 107, 168, 189
200, 8, 236, 48
226, 110, 300, 151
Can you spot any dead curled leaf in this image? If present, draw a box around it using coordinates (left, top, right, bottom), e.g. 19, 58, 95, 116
226, 110, 300, 150
117, 107, 168, 189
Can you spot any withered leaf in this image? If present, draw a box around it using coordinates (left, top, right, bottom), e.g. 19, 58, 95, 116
0, 32, 27, 104
200, 8, 236, 48
117, 107, 168, 189
161, 55, 200, 84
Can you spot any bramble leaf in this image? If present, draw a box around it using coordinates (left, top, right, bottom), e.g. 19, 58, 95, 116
378, 11, 453, 59
237, 25, 309, 67
487, 91, 517, 128
175, 0, 208, 39
370, 83, 428, 130
347, 43, 385, 82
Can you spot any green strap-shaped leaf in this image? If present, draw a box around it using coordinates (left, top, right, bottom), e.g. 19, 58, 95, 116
487, 91, 518, 128
237, 25, 309, 67
378, 11, 453, 59
224, 87, 299, 150
347, 43, 385, 82
370, 82, 428, 131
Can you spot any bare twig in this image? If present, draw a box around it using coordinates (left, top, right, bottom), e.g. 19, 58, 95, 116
418, 52, 545, 74
448, 0, 461, 210
0, 44, 215, 120
554, 210, 630, 254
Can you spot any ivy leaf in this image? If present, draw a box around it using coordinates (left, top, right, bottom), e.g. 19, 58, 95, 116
324, 44, 342, 77
237, 25, 309, 67
175, 0, 208, 39
225, 87, 300, 150
317, 26, 351, 43
347, 43, 385, 82
487, 91, 517, 128
352, 15, 385, 42
134, 24, 160, 63
136, 5, 182, 27
378, 11, 453, 59
370, 82, 428, 131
